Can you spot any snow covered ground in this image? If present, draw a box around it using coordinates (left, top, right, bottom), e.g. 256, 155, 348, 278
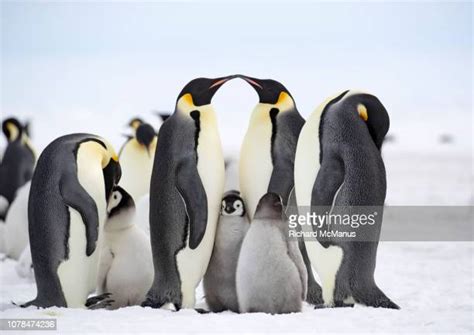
0, 149, 472, 333
1, 241, 472, 333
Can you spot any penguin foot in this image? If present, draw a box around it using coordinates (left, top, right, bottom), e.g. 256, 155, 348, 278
194, 308, 210, 314
86, 293, 114, 309
314, 301, 354, 309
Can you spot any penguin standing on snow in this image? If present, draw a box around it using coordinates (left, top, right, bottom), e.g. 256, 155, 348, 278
0, 118, 36, 220
3, 181, 31, 260
23, 133, 121, 308
143, 76, 234, 310
203, 190, 249, 312
237, 75, 323, 305
119, 118, 157, 201
236, 192, 307, 314
294, 90, 399, 309
97, 186, 153, 309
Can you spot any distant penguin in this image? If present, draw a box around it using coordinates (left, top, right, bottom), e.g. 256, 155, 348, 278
16, 245, 34, 280
23, 133, 121, 308
143, 76, 234, 310
97, 186, 153, 309
119, 118, 157, 201
237, 75, 322, 305
134, 193, 150, 235
203, 190, 249, 312
236, 192, 307, 314
3, 181, 30, 260
294, 91, 399, 309
0, 118, 36, 220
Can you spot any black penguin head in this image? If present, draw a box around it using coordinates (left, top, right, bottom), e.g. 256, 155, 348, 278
106, 185, 136, 230
176, 76, 236, 107
2, 117, 25, 142
254, 192, 284, 220
107, 185, 135, 217
221, 190, 246, 217
237, 75, 294, 106
135, 123, 156, 154
336, 92, 390, 150
102, 155, 121, 201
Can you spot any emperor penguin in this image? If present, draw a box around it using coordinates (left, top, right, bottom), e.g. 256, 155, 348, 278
0, 118, 36, 220
143, 76, 233, 310
97, 186, 153, 309
236, 192, 307, 314
294, 90, 399, 309
23, 133, 121, 308
203, 190, 249, 312
3, 181, 31, 260
118, 118, 157, 201
237, 75, 323, 305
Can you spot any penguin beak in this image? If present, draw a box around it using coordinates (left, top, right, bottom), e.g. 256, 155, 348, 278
237, 75, 263, 90
208, 75, 237, 90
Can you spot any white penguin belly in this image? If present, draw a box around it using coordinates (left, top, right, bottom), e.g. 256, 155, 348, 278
294, 112, 343, 306
57, 151, 106, 308
239, 118, 273, 219
175, 117, 224, 309
4, 181, 30, 260
119, 138, 155, 201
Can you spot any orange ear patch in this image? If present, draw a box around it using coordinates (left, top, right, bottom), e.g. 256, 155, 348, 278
182, 93, 194, 106
277, 91, 290, 105
357, 104, 368, 121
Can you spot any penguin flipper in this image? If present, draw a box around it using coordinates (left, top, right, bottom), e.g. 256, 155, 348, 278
311, 158, 344, 241
59, 173, 99, 256
175, 158, 208, 249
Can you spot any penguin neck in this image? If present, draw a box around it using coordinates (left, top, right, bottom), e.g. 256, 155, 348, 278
177, 102, 218, 127
105, 209, 135, 232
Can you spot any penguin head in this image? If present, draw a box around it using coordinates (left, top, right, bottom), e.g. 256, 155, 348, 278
2, 117, 25, 142
99, 139, 121, 200
135, 123, 157, 155
323, 91, 390, 150
128, 118, 145, 131
237, 75, 295, 111
106, 185, 136, 230
221, 190, 246, 217
254, 192, 284, 221
176, 76, 236, 108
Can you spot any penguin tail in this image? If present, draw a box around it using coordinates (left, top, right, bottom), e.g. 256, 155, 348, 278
19, 299, 40, 308
351, 282, 400, 309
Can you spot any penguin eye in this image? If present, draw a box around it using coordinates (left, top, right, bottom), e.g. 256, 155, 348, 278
235, 202, 241, 208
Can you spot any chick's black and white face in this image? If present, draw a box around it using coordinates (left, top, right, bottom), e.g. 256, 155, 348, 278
221, 195, 245, 217
107, 190, 123, 213
107, 186, 135, 219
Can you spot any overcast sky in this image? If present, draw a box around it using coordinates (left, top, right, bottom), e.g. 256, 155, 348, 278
1, 1, 472, 152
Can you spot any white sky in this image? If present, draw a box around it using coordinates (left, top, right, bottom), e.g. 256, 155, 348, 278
1, 1, 472, 152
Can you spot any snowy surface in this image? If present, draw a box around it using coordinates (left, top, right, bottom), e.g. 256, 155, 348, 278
1, 242, 473, 333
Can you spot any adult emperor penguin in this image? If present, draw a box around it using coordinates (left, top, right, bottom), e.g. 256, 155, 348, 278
237, 75, 323, 305
23, 133, 121, 308
0, 118, 36, 220
118, 118, 157, 201
143, 76, 233, 310
236, 193, 307, 314
203, 190, 249, 312
97, 186, 153, 309
294, 90, 399, 309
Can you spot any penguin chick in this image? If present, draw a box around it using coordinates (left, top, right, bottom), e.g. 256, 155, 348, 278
97, 186, 154, 309
119, 119, 157, 201
236, 192, 307, 314
203, 190, 249, 312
